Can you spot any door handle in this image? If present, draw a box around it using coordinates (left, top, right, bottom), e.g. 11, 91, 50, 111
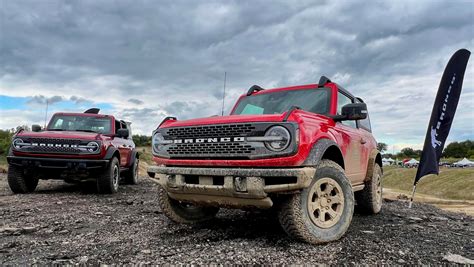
360, 139, 367, 144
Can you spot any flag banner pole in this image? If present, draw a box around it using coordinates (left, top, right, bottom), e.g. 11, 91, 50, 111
408, 184, 417, 208
410, 49, 470, 209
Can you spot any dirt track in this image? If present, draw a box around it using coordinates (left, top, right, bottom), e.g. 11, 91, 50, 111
1, 174, 473, 265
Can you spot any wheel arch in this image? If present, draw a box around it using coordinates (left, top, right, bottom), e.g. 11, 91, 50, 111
104, 146, 121, 162
302, 138, 345, 170
365, 149, 383, 181
127, 149, 139, 167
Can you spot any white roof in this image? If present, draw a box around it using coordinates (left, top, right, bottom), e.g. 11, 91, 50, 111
405, 158, 419, 164
454, 158, 474, 165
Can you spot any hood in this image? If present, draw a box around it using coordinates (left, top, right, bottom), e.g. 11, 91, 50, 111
160, 110, 333, 129
160, 114, 288, 128
16, 130, 103, 140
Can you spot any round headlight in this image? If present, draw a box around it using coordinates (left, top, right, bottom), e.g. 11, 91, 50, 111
264, 126, 291, 151
152, 132, 165, 153
12, 138, 24, 149
87, 141, 100, 153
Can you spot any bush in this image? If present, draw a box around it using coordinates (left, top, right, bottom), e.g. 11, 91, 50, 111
0, 129, 14, 156
132, 135, 151, 147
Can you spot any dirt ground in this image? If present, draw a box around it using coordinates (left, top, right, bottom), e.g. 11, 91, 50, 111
1, 174, 473, 265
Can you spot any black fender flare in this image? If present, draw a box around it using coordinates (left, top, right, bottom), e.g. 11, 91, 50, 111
365, 149, 383, 181
127, 149, 139, 167
104, 146, 120, 161
302, 138, 345, 169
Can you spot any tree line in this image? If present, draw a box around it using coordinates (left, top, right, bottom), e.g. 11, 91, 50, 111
378, 140, 474, 159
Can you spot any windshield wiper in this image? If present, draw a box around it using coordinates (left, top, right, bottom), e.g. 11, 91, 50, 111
75, 129, 99, 133
48, 128, 64, 131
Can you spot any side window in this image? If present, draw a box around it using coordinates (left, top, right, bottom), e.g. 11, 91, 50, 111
337, 92, 356, 128
115, 120, 121, 133
355, 99, 372, 132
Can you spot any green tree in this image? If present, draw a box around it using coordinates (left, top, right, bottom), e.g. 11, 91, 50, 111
377, 142, 388, 153
443, 140, 473, 158
0, 129, 14, 156
132, 135, 152, 147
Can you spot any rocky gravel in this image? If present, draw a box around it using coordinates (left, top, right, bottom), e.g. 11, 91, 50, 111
0, 173, 473, 265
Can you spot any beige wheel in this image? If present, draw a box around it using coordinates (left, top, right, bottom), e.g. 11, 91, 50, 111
307, 177, 345, 228
278, 160, 354, 244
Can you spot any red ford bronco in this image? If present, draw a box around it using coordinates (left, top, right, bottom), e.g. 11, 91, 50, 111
7, 108, 139, 194
148, 76, 382, 244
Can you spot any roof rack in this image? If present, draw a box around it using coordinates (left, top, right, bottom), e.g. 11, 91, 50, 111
84, 108, 100, 114
246, 85, 264, 96
318, 76, 331, 87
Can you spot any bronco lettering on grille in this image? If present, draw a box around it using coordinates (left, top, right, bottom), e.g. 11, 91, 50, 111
172, 137, 245, 144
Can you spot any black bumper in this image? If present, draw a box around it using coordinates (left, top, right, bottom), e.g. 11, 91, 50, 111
7, 156, 109, 171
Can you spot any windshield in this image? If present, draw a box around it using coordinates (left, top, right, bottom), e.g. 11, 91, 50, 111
232, 88, 330, 115
47, 115, 112, 134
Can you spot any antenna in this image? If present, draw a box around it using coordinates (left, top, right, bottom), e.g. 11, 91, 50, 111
44, 99, 49, 128
221, 72, 227, 116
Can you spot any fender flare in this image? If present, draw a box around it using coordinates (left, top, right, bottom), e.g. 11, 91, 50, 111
104, 146, 120, 161
302, 138, 345, 169
365, 149, 383, 181
127, 149, 139, 167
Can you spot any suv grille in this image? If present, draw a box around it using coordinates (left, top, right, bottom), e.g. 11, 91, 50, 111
167, 142, 256, 156
156, 122, 297, 159
167, 124, 256, 138
13, 137, 97, 155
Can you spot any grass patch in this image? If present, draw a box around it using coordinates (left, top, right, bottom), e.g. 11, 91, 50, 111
383, 166, 474, 200
137, 146, 153, 165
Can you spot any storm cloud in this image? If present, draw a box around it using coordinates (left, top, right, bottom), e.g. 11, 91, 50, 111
0, 0, 472, 148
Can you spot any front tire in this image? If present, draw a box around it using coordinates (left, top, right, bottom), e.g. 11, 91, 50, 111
158, 185, 219, 224
96, 157, 120, 194
278, 160, 354, 244
355, 164, 383, 214
7, 165, 39, 193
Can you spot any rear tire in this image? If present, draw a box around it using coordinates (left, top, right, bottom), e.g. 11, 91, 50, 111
158, 185, 219, 224
123, 157, 139, 185
7, 165, 39, 193
278, 160, 354, 244
355, 164, 383, 214
96, 157, 120, 194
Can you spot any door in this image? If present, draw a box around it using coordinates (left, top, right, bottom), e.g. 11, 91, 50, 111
333, 91, 366, 184
113, 120, 132, 167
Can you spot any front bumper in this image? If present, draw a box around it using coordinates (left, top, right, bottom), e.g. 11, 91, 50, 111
147, 166, 316, 208
7, 156, 109, 171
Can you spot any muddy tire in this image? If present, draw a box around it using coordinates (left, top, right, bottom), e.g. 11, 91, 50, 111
278, 160, 354, 244
355, 164, 383, 214
158, 185, 219, 224
96, 157, 120, 194
123, 157, 139, 185
7, 165, 39, 193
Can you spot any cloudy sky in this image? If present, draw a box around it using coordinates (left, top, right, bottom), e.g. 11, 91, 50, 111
0, 0, 473, 151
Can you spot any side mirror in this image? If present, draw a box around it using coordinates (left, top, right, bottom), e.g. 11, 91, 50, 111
32, 124, 42, 132
341, 103, 368, 120
116, 128, 129, 139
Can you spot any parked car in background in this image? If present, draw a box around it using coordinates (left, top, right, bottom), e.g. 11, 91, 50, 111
7, 108, 139, 194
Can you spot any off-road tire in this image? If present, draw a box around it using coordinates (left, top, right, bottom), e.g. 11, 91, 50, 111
278, 160, 354, 244
7, 165, 39, 193
123, 157, 139, 185
96, 157, 120, 194
158, 185, 219, 224
355, 164, 383, 214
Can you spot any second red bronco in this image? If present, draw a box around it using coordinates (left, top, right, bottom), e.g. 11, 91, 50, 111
148, 76, 383, 244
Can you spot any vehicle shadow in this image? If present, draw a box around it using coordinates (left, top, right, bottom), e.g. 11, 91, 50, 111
34, 180, 98, 194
